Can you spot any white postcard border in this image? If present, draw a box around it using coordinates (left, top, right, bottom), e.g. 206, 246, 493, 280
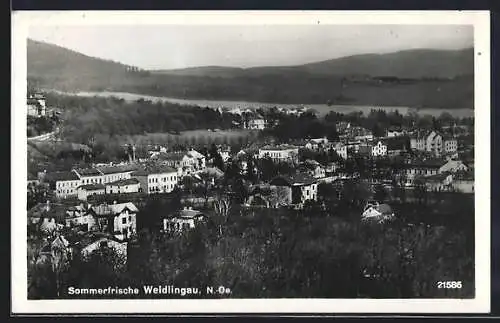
11, 10, 491, 314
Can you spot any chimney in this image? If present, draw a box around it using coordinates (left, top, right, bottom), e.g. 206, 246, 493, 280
132, 145, 136, 162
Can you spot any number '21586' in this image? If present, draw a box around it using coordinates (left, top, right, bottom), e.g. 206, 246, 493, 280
437, 281, 462, 289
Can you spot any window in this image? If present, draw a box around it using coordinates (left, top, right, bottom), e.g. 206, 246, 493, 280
128, 215, 132, 221
122, 217, 127, 224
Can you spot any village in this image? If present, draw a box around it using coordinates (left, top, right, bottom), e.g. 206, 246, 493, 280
26, 90, 475, 297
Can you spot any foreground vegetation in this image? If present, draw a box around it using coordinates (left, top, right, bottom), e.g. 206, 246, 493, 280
28, 201, 474, 299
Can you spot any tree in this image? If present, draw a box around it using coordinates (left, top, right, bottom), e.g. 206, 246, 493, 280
213, 195, 232, 238
373, 184, 388, 203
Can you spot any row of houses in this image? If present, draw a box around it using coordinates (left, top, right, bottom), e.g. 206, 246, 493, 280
409, 130, 458, 157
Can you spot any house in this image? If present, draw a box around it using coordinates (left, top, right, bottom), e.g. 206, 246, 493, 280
420, 173, 454, 192
385, 137, 409, 157
387, 127, 405, 137
163, 207, 205, 233
44, 171, 81, 199
246, 116, 266, 130
305, 137, 329, 151
404, 159, 443, 186
269, 173, 318, 207
350, 127, 374, 142
68, 232, 128, 265
187, 149, 207, 171
299, 160, 326, 179
336, 121, 351, 134
332, 143, 349, 160
410, 130, 443, 157
452, 171, 474, 193
65, 204, 96, 231
96, 163, 139, 184
27, 174, 40, 186
443, 137, 458, 154
156, 151, 201, 176
73, 168, 104, 186
77, 184, 106, 201
361, 201, 395, 223
91, 202, 138, 240
28, 201, 62, 225
217, 145, 232, 162
131, 165, 179, 194
371, 141, 388, 157
325, 161, 342, 175
258, 144, 299, 163
438, 159, 468, 174
105, 178, 141, 195
27, 93, 47, 117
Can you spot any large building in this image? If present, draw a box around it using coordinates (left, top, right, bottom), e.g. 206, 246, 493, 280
131, 165, 179, 194
44, 171, 81, 199
258, 144, 299, 163
96, 164, 139, 184
410, 130, 454, 157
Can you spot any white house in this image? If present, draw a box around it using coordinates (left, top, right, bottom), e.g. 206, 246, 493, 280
443, 137, 458, 154
163, 208, 205, 233
45, 171, 81, 199
332, 143, 348, 160
131, 165, 179, 194
387, 128, 405, 137
246, 117, 266, 130
187, 149, 207, 171
73, 168, 104, 186
77, 184, 106, 201
439, 159, 468, 174
92, 202, 138, 240
27, 93, 47, 117
361, 202, 395, 223
371, 141, 388, 157
65, 204, 96, 231
74, 232, 128, 264
96, 164, 139, 184
105, 178, 141, 195
410, 130, 443, 157
258, 144, 299, 163
217, 146, 231, 163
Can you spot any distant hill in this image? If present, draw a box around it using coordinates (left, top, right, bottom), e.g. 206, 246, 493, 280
153, 48, 474, 79
27, 39, 474, 108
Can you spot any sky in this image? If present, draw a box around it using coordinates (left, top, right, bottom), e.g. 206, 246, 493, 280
28, 25, 474, 70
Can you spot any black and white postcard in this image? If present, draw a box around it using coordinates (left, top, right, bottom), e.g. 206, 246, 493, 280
11, 10, 491, 314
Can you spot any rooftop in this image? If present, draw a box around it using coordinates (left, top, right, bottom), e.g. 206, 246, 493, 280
78, 183, 106, 191
44, 171, 80, 182
92, 202, 139, 216
107, 178, 140, 186
131, 164, 177, 176
96, 164, 140, 174
74, 168, 103, 177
